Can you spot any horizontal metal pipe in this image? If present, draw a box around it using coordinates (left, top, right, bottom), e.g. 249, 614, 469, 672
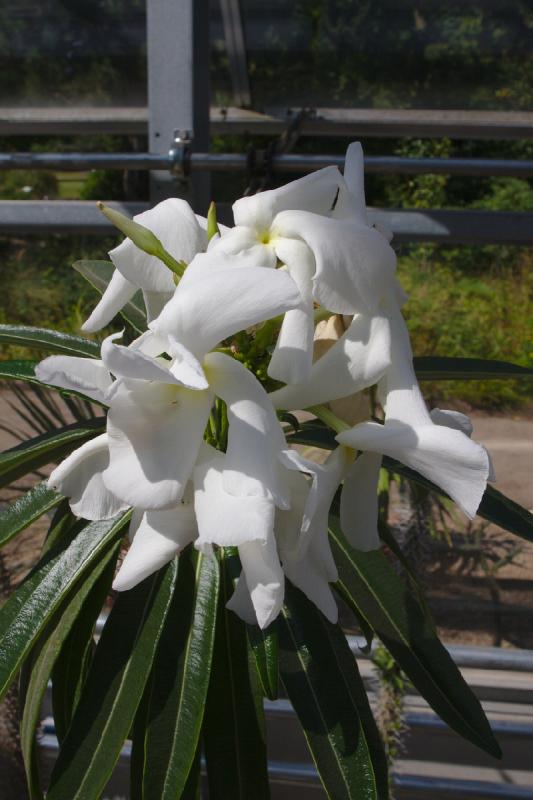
2, 151, 533, 177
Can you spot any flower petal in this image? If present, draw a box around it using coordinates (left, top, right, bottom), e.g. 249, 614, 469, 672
273, 210, 397, 314
167, 338, 209, 389
35, 355, 112, 404
194, 448, 275, 546
338, 141, 368, 224
337, 420, 489, 519
268, 238, 315, 384
81, 269, 137, 333
110, 198, 206, 293
226, 575, 257, 625
282, 547, 339, 624
112, 502, 197, 591
233, 166, 342, 231
269, 311, 391, 410
430, 408, 496, 482
153, 266, 302, 359
103, 378, 212, 509
142, 289, 174, 323
205, 352, 289, 507
238, 535, 285, 629
340, 452, 382, 551
206, 227, 277, 268
48, 434, 127, 520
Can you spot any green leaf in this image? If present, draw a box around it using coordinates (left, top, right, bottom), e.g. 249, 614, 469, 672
51, 551, 118, 744
247, 623, 279, 700
413, 356, 533, 381
133, 548, 219, 800
20, 541, 119, 799
73, 260, 147, 333
203, 551, 270, 800
207, 201, 220, 241
329, 521, 501, 759
0, 511, 129, 702
287, 420, 337, 450
0, 324, 99, 358
47, 560, 178, 800
0, 417, 105, 488
278, 581, 382, 800
0, 481, 62, 549
383, 457, 533, 544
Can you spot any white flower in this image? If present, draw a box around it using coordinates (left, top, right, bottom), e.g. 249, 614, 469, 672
336, 300, 491, 521
82, 198, 207, 332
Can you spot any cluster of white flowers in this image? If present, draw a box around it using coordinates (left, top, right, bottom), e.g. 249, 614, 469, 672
36, 143, 493, 629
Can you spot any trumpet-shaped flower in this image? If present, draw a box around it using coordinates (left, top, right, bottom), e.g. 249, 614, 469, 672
82, 198, 207, 332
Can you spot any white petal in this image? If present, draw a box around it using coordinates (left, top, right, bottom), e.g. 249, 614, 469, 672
238, 535, 285, 628
430, 408, 473, 437
270, 311, 391, 410
142, 290, 174, 322
337, 420, 489, 519
130, 329, 169, 357
110, 198, 206, 293
273, 210, 397, 314
101, 331, 178, 386
35, 355, 112, 404
280, 447, 350, 568
233, 166, 342, 231
48, 434, 127, 520
103, 379, 212, 509
152, 267, 302, 359
268, 238, 315, 384
430, 408, 496, 482
206, 227, 277, 269
205, 352, 289, 507
275, 469, 338, 623
167, 338, 209, 389
194, 449, 275, 546
112, 503, 197, 591
340, 452, 382, 551
81, 269, 137, 333
340, 142, 368, 223
226, 575, 257, 625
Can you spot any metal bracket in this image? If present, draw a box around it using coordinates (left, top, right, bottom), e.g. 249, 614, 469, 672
168, 129, 192, 180
243, 107, 315, 195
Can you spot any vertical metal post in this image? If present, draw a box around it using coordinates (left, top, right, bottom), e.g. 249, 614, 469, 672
146, 0, 211, 212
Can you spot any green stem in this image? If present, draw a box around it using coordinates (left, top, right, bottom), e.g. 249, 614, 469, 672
306, 404, 351, 433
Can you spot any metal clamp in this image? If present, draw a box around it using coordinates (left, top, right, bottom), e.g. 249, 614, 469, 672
168, 129, 192, 180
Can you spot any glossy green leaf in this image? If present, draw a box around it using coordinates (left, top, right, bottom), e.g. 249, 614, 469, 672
51, 553, 118, 744
0, 481, 62, 549
133, 548, 219, 800
203, 551, 270, 800
73, 260, 147, 333
278, 581, 382, 800
413, 356, 533, 381
383, 457, 533, 544
47, 561, 177, 800
247, 623, 279, 700
20, 542, 120, 800
287, 419, 336, 450
0, 511, 129, 702
0, 417, 105, 488
330, 521, 501, 758
0, 324, 99, 358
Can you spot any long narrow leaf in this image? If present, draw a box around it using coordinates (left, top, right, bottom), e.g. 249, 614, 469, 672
20, 542, 120, 800
330, 521, 501, 759
203, 551, 270, 800
278, 581, 383, 800
0, 482, 62, 548
73, 260, 147, 333
0, 417, 105, 488
0, 511, 130, 701
413, 356, 533, 381
247, 623, 279, 701
132, 548, 219, 799
0, 324, 99, 358
47, 561, 177, 800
